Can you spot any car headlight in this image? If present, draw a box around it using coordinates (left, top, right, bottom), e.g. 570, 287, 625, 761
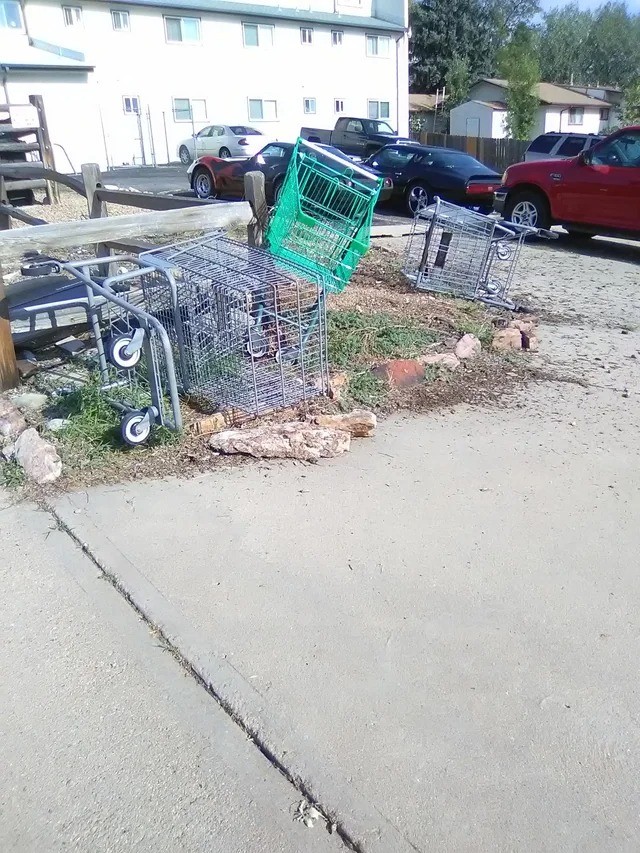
501, 168, 509, 184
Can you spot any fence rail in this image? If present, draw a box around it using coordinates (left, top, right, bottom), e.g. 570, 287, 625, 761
418, 132, 528, 173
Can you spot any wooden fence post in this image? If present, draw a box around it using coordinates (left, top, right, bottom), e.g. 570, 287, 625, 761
244, 171, 268, 248
0, 264, 19, 391
81, 162, 109, 263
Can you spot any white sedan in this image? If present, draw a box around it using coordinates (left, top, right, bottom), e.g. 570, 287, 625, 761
178, 125, 269, 164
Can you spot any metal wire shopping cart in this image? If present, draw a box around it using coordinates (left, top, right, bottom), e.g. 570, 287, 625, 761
265, 138, 383, 293
139, 234, 330, 421
403, 198, 543, 310
20, 254, 184, 446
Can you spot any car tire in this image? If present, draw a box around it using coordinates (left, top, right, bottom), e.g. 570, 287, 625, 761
272, 177, 284, 205
179, 145, 192, 165
192, 168, 216, 199
219, 147, 231, 159
504, 189, 551, 230
405, 182, 433, 216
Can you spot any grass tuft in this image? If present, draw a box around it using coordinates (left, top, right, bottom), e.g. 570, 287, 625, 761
328, 310, 438, 369
347, 371, 388, 406
0, 460, 25, 489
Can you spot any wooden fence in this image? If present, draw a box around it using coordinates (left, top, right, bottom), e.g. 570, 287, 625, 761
418, 132, 528, 173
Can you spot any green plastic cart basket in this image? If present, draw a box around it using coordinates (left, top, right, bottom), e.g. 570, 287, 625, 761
265, 138, 383, 293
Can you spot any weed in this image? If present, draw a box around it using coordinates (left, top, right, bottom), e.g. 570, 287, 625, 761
455, 317, 494, 346
0, 460, 25, 489
328, 310, 438, 368
348, 371, 387, 406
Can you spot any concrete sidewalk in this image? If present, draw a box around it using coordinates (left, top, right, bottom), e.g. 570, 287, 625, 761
52, 376, 640, 852
0, 499, 343, 853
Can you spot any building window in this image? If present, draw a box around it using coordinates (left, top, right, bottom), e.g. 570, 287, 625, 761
0, 0, 23, 29
303, 97, 316, 115
366, 34, 390, 57
334, 98, 344, 113
164, 16, 200, 43
172, 97, 207, 122
242, 22, 273, 47
62, 5, 82, 26
368, 99, 390, 120
331, 30, 343, 46
568, 107, 584, 125
248, 98, 277, 121
123, 96, 140, 114
599, 107, 610, 121
111, 9, 129, 30
300, 27, 313, 44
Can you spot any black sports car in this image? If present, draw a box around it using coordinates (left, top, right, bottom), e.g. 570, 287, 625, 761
188, 142, 393, 204
363, 143, 502, 215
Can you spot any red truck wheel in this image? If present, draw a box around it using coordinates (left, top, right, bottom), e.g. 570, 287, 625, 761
505, 190, 551, 230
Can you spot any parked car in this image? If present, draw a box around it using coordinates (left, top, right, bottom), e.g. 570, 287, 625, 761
188, 141, 393, 204
178, 125, 269, 164
524, 132, 603, 162
494, 125, 640, 239
362, 143, 502, 215
300, 117, 412, 159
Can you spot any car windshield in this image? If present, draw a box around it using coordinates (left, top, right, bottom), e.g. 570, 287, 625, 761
230, 126, 262, 136
367, 121, 395, 134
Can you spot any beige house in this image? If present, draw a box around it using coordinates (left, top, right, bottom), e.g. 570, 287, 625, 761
450, 79, 614, 139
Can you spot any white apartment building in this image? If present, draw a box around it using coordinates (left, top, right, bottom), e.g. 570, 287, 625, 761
0, 0, 408, 171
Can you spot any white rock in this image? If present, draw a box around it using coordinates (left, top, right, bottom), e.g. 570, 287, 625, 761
210, 422, 350, 462
13, 428, 62, 484
454, 333, 482, 360
418, 352, 460, 370
45, 418, 70, 432
0, 399, 27, 442
12, 392, 49, 412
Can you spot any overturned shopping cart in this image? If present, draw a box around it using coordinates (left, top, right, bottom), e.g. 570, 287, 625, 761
402, 198, 549, 310
266, 138, 383, 293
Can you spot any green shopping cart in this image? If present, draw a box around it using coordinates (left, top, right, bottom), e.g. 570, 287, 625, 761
265, 138, 383, 293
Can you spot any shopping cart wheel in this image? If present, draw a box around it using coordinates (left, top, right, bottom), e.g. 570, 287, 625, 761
246, 329, 268, 358
495, 242, 514, 261
106, 332, 143, 370
121, 409, 153, 447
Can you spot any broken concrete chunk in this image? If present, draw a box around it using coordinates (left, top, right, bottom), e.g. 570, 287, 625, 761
454, 334, 482, 360
209, 423, 350, 462
418, 352, 460, 370
0, 399, 27, 442
13, 427, 62, 484
45, 418, 70, 433
508, 318, 538, 334
492, 327, 523, 351
309, 409, 376, 437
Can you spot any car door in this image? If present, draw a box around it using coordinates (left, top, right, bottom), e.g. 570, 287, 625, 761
366, 145, 418, 189
224, 143, 290, 197
194, 126, 215, 157
560, 129, 640, 229
339, 119, 365, 156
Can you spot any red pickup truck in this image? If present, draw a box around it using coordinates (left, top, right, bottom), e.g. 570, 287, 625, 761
494, 126, 640, 239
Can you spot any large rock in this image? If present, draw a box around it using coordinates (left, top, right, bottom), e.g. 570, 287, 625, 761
309, 410, 376, 438
372, 359, 425, 388
454, 334, 482, 360
419, 352, 460, 371
492, 327, 523, 352
0, 399, 27, 443
13, 428, 62, 484
210, 423, 350, 462
12, 392, 49, 412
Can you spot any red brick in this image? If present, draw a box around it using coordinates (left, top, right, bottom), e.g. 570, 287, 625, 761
372, 359, 425, 388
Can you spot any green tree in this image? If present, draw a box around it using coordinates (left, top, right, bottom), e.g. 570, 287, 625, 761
584, 3, 640, 87
444, 54, 471, 109
538, 4, 593, 85
498, 24, 540, 139
620, 80, 640, 125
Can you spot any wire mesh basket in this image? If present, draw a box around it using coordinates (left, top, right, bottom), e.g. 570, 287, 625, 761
403, 198, 529, 309
140, 234, 329, 422
265, 138, 382, 293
